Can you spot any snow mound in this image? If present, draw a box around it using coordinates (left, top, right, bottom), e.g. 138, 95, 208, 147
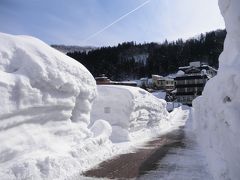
0, 33, 96, 127
91, 85, 170, 142
0, 33, 112, 179
90, 119, 112, 144
151, 91, 166, 100
193, 0, 240, 179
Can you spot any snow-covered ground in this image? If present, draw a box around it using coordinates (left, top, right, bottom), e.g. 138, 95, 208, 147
151, 91, 182, 112
193, 0, 240, 179
0, 33, 129, 179
91, 85, 170, 142
1, 0, 238, 178
0, 32, 182, 179
0, 32, 104, 179
140, 108, 213, 180
151, 90, 166, 100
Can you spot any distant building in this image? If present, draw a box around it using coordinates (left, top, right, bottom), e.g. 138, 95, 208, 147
174, 61, 217, 105
152, 75, 175, 92
140, 77, 149, 88
152, 75, 162, 87
179, 61, 217, 78
95, 74, 137, 87
95, 74, 111, 84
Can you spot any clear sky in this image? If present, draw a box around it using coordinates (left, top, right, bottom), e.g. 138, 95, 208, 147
0, 0, 225, 47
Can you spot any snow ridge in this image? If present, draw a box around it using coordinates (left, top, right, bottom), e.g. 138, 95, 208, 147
0, 33, 171, 179
0, 33, 100, 179
193, 0, 240, 179
91, 85, 170, 142
0, 33, 96, 127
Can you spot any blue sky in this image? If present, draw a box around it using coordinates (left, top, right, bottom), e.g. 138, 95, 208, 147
0, 0, 225, 46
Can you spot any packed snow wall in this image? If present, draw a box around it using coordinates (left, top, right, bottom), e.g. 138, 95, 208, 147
0, 33, 101, 179
0, 33, 97, 126
91, 85, 169, 142
193, 0, 240, 179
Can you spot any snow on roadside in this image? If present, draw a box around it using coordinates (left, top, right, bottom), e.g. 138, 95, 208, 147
151, 91, 182, 112
193, 0, 240, 179
151, 90, 166, 100
0, 32, 194, 180
90, 85, 170, 142
0, 32, 116, 179
129, 105, 191, 146
140, 107, 214, 180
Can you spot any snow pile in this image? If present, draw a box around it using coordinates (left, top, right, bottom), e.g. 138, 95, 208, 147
91, 85, 170, 142
166, 102, 182, 112
176, 70, 185, 77
0, 33, 96, 125
0, 33, 116, 179
193, 0, 240, 179
151, 91, 166, 100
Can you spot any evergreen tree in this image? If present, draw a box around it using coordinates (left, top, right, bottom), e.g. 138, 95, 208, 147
67, 29, 226, 80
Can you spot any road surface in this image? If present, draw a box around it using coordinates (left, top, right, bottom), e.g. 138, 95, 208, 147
83, 126, 212, 179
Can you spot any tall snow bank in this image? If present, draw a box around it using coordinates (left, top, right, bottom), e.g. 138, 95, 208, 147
91, 85, 170, 142
193, 0, 240, 179
0, 33, 96, 126
0, 33, 110, 179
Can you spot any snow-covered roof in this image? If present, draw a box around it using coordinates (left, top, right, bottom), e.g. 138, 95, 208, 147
140, 77, 148, 81
179, 66, 191, 70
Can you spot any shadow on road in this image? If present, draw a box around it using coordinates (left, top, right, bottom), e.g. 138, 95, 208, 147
138, 128, 185, 177
83, 127, 185, 179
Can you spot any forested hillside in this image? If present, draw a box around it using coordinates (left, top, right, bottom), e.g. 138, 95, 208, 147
51, 45, 96, 54
67, 29, 226, 80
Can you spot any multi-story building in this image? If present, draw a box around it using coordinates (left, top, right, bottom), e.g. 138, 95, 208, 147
152, 75, 175, 92
174, 61, 217, 105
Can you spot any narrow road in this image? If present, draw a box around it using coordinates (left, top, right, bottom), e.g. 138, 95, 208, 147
83, 108, 212, 179
83, 127, 186, 179
139, 129, 213, 180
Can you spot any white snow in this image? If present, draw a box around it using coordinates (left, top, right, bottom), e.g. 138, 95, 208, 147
5, 4, 239, 177
140, 107, 213, 180
151, 91, 182, 112
151, 91, 166, 100
0, 32, 183, 179
167, 70, 184, 78
0, 32, 114, 179
193, 0, 240, 179
166, 102, 182, 112
133, 54, 149, 66
175, 70, 185, 77
91, 85, 170, 142
90, 119, 112, 144
0, 33, 96, 125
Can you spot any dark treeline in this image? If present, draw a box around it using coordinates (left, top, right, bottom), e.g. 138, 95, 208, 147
67, 29, 226, 80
